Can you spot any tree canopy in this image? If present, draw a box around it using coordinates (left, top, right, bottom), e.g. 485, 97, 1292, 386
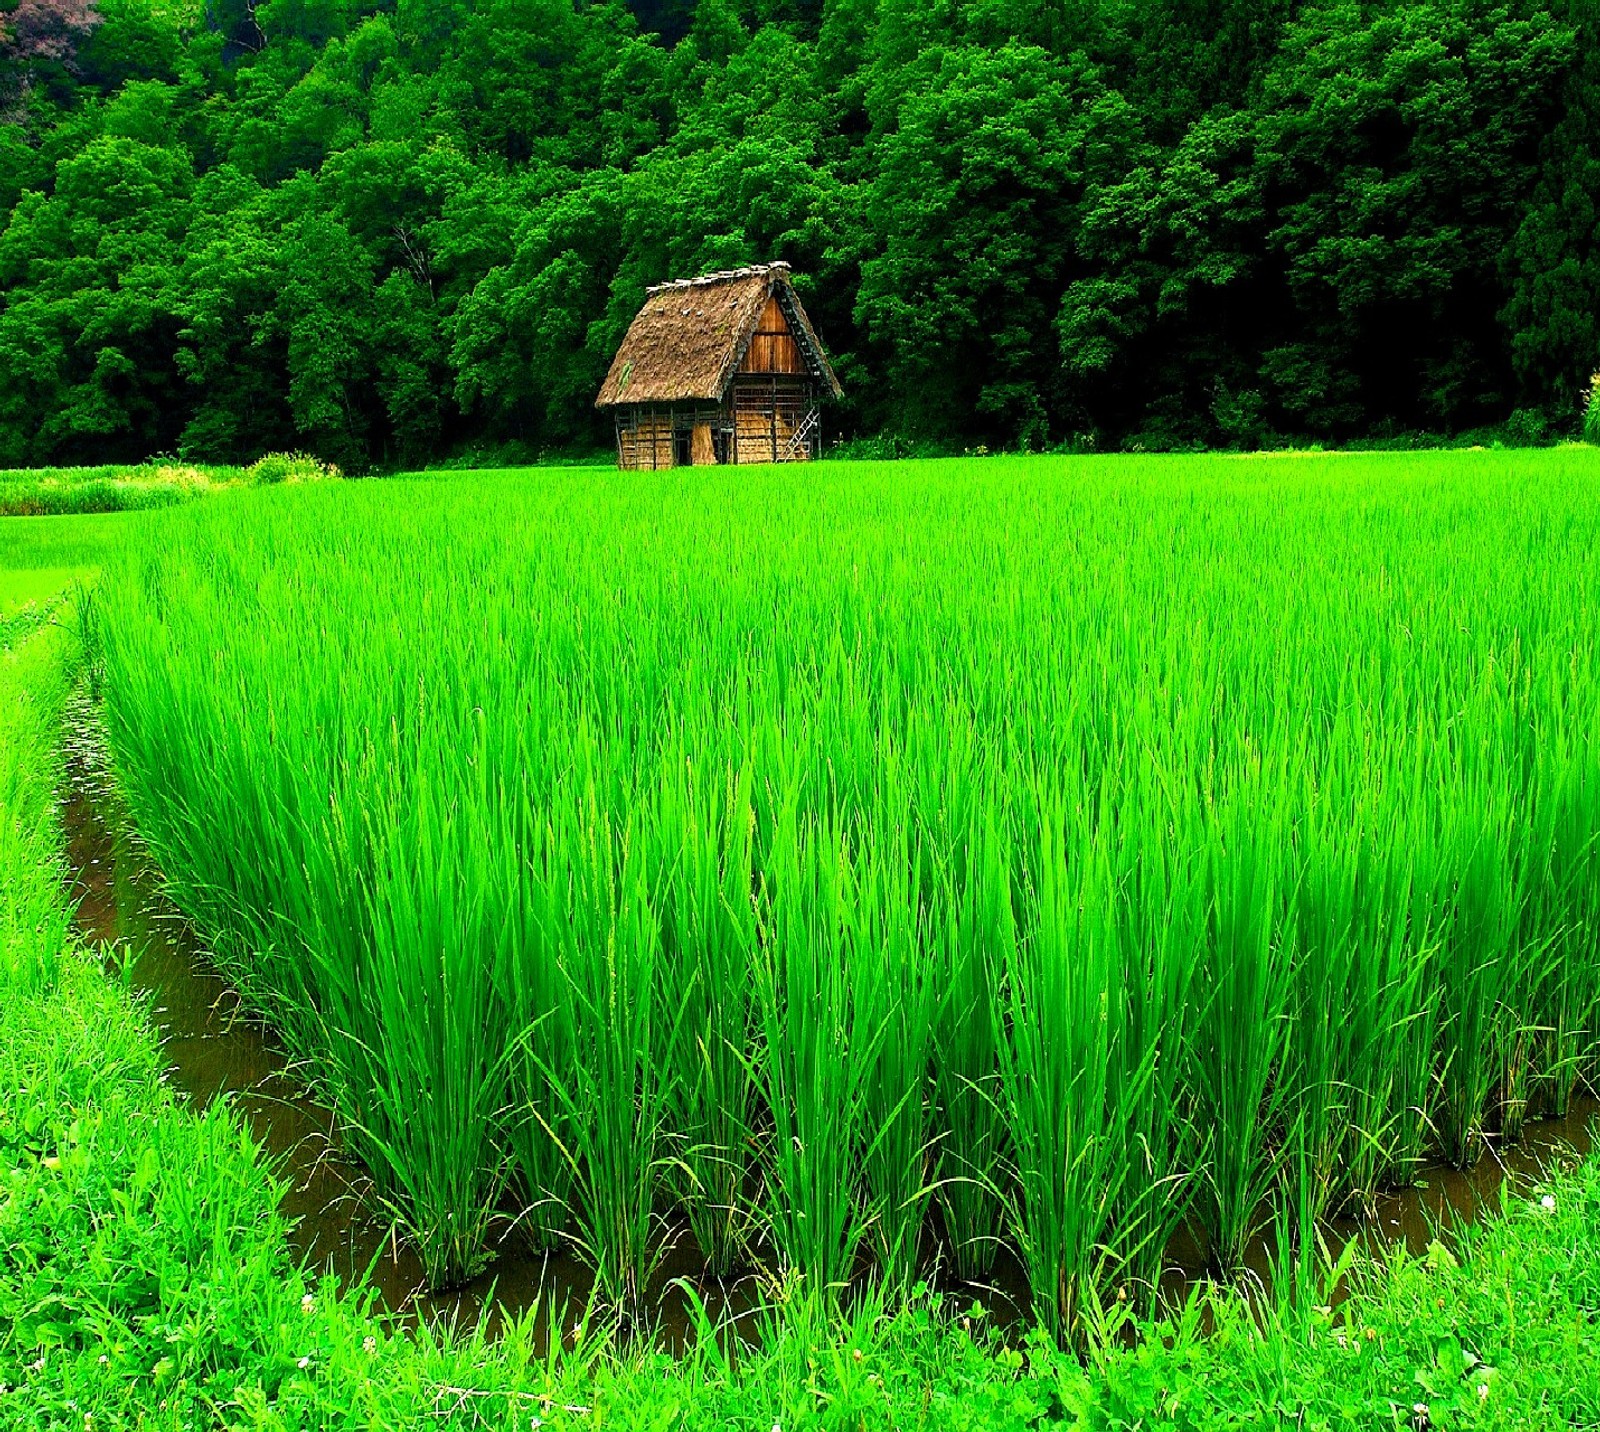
0, 0, 1593, 465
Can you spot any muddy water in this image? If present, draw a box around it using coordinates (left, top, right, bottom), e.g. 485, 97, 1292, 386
60, 702, 1597, 1343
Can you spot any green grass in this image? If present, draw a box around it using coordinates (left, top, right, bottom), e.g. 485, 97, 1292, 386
0, 511, 146, 659
3, 498, 1600, 1425
0, 510, 139, 600
0, 463, 235, 516
84, 450, 1600, 1336
0, 456, 339, 517
0, 619, 73, 992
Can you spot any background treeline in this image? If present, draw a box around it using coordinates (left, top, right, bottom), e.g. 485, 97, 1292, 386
1, 0, 1597, 468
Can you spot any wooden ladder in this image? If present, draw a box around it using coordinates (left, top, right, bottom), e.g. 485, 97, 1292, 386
782, 407, 820, 461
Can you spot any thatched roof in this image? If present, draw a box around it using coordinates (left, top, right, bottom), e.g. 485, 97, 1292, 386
595, 262, 843, 408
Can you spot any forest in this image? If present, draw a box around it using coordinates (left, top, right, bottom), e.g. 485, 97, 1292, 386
1, 0, 1597, 468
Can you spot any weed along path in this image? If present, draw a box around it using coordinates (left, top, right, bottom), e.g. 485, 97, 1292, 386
60, 684, 1599, 1342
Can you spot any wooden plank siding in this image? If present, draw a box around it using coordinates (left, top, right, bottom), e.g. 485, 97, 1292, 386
613, 384, 819, 469
616, 412, 672, 470
732, 379, 814, 463
738, 296, 804, 376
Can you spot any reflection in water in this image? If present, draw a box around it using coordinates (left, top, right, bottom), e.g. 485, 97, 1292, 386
61, 696, 1596, 1347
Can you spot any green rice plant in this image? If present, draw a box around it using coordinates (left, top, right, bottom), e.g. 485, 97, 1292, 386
995, 790, 1162, 1344
1363, 749, 1458, 1190
1523, 724, 1600, 1120
929, 802, 1012, 1283
1427, 794, 1516, 1169
1346, 884, 1432, 1205
536, 793, 678, 1321
85, 449, 1600, 1332
754, 805, 882, 1296
1103, 768, 1203, 1302
1287, 785, 1433, 1214
854, 810, 939, 1288
314, 748, 512, 1289
654, 754, 759, 1278
1190, 784, 1298, 1274
499, 807, 576, 1252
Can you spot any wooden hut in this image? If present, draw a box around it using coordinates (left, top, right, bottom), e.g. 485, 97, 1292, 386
595, 262, 843, 469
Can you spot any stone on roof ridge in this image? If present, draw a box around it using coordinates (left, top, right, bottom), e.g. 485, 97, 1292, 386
647, 261, 790, 295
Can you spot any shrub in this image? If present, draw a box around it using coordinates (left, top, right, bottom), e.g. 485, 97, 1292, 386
1585, 373, 1600, 445
828, 433, 948, 461
245, 452, 341, 485
1504, 408, 1549, 446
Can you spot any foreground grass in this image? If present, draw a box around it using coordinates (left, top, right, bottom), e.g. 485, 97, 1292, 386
0, 513, 1596, 1427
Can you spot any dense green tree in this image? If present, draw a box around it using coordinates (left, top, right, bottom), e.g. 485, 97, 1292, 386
860, 42, 1137, 443
1254, 0, 1573, 437
0, 130, 191, 462
0, 0, 1590, 463
173, 167, 294, 458
1060, 0, 1577, 446
1060, 109, 1264, 448
1501, 0, 1600, 424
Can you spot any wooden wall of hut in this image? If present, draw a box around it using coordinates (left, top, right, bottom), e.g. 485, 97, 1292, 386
732, 381, 813, 463
616, 411, 676, 469
615, 384, 818, 469
739, 297, 804, 376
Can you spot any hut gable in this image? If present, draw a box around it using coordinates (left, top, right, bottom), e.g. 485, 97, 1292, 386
595, 262, 842, 408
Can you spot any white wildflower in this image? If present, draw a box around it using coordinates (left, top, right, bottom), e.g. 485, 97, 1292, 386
301, 1294, 316, 1315
1541, 1194, 1556, 1210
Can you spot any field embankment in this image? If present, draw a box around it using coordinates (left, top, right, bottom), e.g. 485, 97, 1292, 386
85, 449, 1600, 1342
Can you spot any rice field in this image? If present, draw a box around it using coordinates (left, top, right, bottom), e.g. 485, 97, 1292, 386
91, 450, 1600, 1342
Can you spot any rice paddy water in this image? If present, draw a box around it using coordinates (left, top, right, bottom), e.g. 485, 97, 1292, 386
92, 451, 1600, 1343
